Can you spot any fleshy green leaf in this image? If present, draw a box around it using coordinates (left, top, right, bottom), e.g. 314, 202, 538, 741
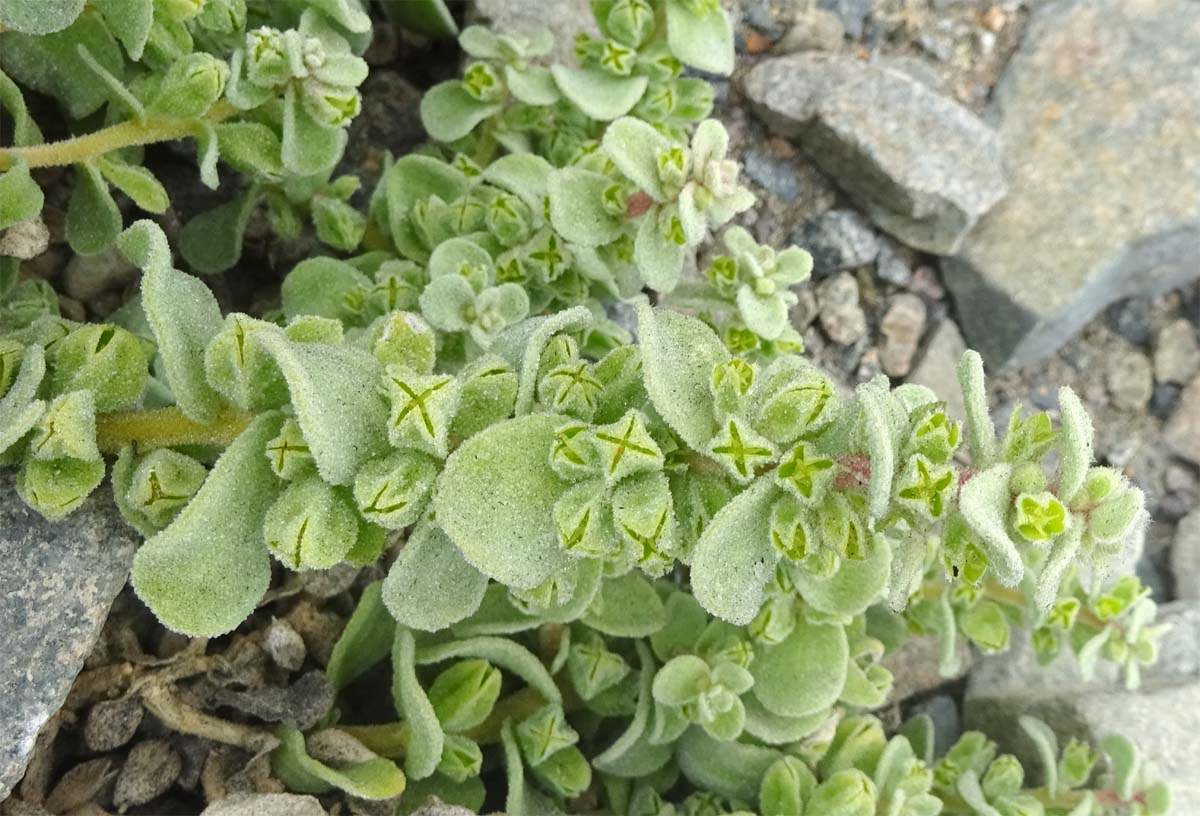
636, 302, 728, 449
582, 572, 666, 637
0, 0, 85, 35
959, 463, 1023, 586
392, 628, 445, 780
677, 727, 781, 803
435, 414, 574, 590
0, 345, 45, 455
419, 80, 502, 143
120, 221, 226, 423
551, 65, 648, 122
326, 581, 396, 692
252, 329, 389, 485
958, 350, 996, 466
179, 188, 262, 274
271, 727, 406, 800
751, 619, 848, 718
92, 0, 152, 59
1056, 386, 1093, 503
547, 168, 625, 247
415, 636, 562, 707
131, 412, 284, 636
665, 0, 734, 75
0, 159, 43, 231
690, 478, 778, 625
792, 533, 892, 617
383, 524, 489, 632
66, 162, 121, 256
97, 158, 168, 213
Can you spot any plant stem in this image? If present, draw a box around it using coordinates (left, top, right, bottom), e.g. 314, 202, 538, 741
95, 405, 252, 455
0, 100, 238, 171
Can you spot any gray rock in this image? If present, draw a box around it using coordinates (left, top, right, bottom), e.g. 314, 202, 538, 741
1105, 349, 1154, 411
879, 293, 928, 377
817, 0, 871, 39
816, 272, 868, 346
774, 8, 845, 54
965, 602, 1200, 811
942, 0, 1200, 367
742, 150, 804, 204
797, 209, 879, 274
0, 472, 137, 799
1165, 376, 1200, 466
1173, 510, 1200, 601
884, 633, 973, 703
875, 239, 914, 287
472, 0, 599, 63
201, 794, 327, 816
1154, 319, 1200, 385
0, 218, 49, 261
906, 320, 968, 422
1105, 298, 1153, 348
744, 54, 1006, 255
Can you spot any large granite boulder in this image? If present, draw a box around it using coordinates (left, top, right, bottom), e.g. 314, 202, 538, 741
0, 473, 137, 798
942, 0, 1200, 366
743, 53, 1007, 255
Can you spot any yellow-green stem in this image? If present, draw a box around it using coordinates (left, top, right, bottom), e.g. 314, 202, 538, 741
0, 100, 238, 171
95, 405, 252, 455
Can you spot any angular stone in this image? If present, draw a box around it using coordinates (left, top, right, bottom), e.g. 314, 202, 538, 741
743, 54, 1006, 255
1105, 349, 1154, 411
0, 472, 137, 799
816, 272, 867, 346
774, 8, 845, 54
883, 632, 972, 703
201, 794, 327, 816
1154, 319, 1200, 385
796, 209, 879, 275
1174, 510, 1200, 601
942, 0, 1200, 366
906, 320, 968, 423
879, 293, 928, 377
472, 0, 598, 63
1165, 376, 1200, 466
964, 602, 1200, 811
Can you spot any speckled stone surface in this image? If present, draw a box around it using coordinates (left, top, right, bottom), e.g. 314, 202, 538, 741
0, 471, 137, 799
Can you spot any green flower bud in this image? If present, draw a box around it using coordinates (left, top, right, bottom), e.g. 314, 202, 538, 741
352, 449, 438, 530
553, 480, 618, 558
982, 754, 1024, 799
612, 472, 675, 574
636, 82, 677, 123
451, 354, 518, 440
769, 496, 815, 563
531, 745, 591, 798
516, 704, 579, 766
807, 769, 876, 816
312, 196, 366, 251
369, 311, 436, 374
263, 476, 359, 569
818, 492, 868, 561
367, 261, 426, 314
895, 454, 956, 522
1031, 626, 1060, 662
590, 409, 664, 484
1087, 487, 1143, 548
724, 325, 760, 354
908, 401, 961, 464
1058, 738, 1098, 789
47, 324, 148, 412
284, 315, 343, 345
149, 53, 229, 118
463, 62, 504, 103
485, 193, 532, 246
437, 734, 483, 783
707, 416, 777, 483
774, 441, 836, 505
17, 457, 105, 521
760, 757, 816, 816
705, 255, 740, 297
599, 39, 637, 76
196, 0, 247, 33
245, 27, 290, 87
749, 594, 795, 645
383, 367, 460, 458
710, 358, 755, 417
124, 448, 208, 529
935, 732, 997, 790
525, 229, 572, 283
1002, 405, 1057, 464
567, 633, 630, 700
752, 364, 836, 446
1013, 491, 1067, 542
605, 0, 655, 47
203, 315, 288, 412
428, 659, 502, 733
656, 146, 689, 195
28, 391, 99, 463
302, 80, 361, 128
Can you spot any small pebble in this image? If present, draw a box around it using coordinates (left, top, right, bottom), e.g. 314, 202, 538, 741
264, 618, 307, 672
879, 293, 928, 377
114, 740, 182, 812
84, 697, 144, 753
1153, 318, 1200, 384
1105, 349, 1154, 410
773, 8, 845, 53
816, 273, 868, 346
